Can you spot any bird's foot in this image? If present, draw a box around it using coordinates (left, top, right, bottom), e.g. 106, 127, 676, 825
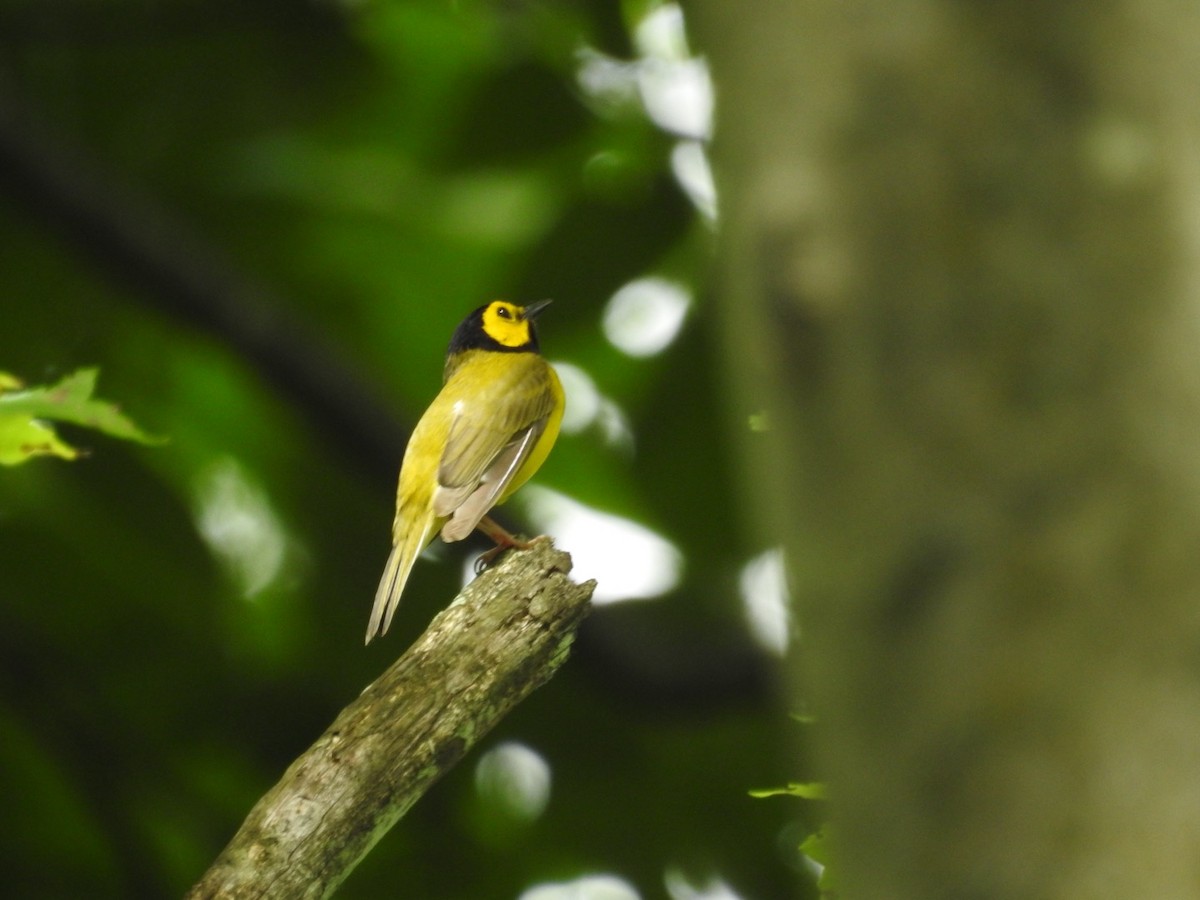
473, 515, 547, 574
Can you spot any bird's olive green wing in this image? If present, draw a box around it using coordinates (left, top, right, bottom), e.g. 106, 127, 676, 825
432, 362, 557, 541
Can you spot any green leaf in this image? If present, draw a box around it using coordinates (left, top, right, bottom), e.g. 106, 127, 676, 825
801, 827, 838, 893
0, 369, 165, 466
748, 781, 827, 800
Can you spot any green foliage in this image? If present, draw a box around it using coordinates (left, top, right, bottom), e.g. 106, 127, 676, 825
0, 1, 798, 898
801, 828, 838, 896
0, 369, 163, 465
752, 716, 831, 895
749, 780, 827, 800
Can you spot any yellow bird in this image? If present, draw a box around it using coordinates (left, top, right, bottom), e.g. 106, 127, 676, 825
366, 299, 564, 643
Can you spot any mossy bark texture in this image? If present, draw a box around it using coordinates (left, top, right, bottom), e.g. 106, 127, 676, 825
187, 543, 593, 899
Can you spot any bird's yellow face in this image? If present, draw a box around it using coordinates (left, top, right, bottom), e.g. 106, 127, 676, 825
480, 301, 536, 349
444, 298, 551, 369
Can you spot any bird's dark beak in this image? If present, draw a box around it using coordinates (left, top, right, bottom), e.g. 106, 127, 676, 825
523, 298, 553, 320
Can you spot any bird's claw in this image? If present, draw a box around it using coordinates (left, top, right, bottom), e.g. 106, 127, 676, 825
473, 547, 506, 575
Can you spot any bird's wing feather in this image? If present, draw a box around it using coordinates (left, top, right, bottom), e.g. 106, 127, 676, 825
433, 362, 556, 540
437, 424, 543, 541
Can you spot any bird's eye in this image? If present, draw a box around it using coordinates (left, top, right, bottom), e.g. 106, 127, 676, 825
496, 306, 511, 319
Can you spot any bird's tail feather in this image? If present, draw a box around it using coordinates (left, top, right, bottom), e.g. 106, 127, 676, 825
365, 515, 436, 644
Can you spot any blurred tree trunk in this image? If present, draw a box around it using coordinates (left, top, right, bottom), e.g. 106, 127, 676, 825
692, 2, 1200, 897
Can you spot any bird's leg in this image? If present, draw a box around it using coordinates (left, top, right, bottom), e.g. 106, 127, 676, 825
473, 515, 535, 574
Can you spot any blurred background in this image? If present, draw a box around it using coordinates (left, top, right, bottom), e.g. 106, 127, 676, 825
0, 1, 809, 897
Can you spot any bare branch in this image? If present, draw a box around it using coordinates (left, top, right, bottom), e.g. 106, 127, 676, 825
186, 541, 594, 899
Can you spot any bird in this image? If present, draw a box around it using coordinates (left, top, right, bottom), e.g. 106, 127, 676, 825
366, 299, 564, 643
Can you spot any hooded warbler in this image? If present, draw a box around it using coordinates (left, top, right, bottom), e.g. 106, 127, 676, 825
366, 299, 564, 643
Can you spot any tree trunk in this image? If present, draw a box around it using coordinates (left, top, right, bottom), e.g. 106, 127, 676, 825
186, 542, 593, 899
692, 2, 1200, 896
